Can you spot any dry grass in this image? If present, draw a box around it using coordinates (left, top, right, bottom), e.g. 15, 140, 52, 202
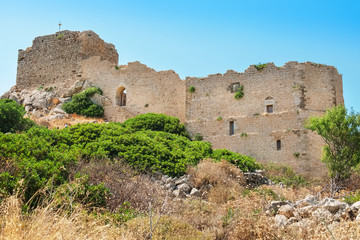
70, 159, 165, 212
2, 158, 360, 240
30, 113, 104, 129
0, 196, 134, 240
123, 215, 211, 240
188, 159, 245, 189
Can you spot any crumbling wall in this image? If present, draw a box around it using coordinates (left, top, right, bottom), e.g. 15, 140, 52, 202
16, 30, 118, 91
185, 62, 343, 177
80, 57, 186, 122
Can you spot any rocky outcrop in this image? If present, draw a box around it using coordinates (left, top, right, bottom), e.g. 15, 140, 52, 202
268, 195, 359, 227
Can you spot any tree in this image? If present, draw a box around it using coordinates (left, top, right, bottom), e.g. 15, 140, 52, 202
0, 99, 34, 133
306, 105, 360, 194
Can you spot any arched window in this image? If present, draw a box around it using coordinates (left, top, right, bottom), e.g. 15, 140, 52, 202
116, 86, 127, 106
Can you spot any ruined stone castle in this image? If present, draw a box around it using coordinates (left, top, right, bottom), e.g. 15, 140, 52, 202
11, 30, 344, 177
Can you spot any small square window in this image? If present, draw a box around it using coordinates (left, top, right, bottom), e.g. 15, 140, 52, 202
266, 104, 273, 113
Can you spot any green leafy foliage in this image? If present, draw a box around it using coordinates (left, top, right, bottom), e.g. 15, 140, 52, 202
211, 149, 260, 172
189, 86, 195, 93
0, 99, 34, 133
234, 85, 244, 100
123, 113, 190, 139
0, 113, 259, 209
262, 162, 308, 187
62, 87, 104, 117
306, 105, 360, 186
254, 63, 267, 71
344, 191, 360, 205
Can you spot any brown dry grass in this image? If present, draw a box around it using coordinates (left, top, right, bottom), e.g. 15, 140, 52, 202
30, 113, 104, 129
0, 196, 134, 240
2, 158, 360, 240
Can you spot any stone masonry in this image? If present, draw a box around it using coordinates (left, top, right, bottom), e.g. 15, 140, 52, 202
9, 30, 344, 177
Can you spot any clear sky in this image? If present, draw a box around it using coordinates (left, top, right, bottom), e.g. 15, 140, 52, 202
1, 0, 359, 111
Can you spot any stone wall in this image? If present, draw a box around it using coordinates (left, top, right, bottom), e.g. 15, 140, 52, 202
16, 30, 118, 91
185, 62, 343, 177
80, 57, 186, 122
12, 30, 345, 177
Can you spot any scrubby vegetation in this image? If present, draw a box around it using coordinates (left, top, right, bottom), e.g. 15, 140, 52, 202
307, 105, 360, 194
254, 63, 267, 71
62, 87, 104, 117
234, 85, 244, 100
262, 162, 309, 187
0, 99, 34, 133
0, 108, 259, 205
2, 100, 360, 239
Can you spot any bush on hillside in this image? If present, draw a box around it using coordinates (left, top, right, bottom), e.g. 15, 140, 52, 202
0, 113, 260, 209
0, 99, 34, 133
211, 149, 261, 172
123, 113, 190, 139
62, 87, 104, 117
262, 162, 308, 187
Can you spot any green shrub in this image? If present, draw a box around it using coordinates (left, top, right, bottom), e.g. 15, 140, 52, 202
194, 133, 203, 141
62, 87, 104, 117
189, 86, 195, 93
262, 162, 308, 187
234, 85, 244, 100
344, 191, 360, 205
0, 99, 34, 133
211, 149, 260, 172
0, 113, 260, 209
254, 63, 267, 71
56, 33, 64, 40
123, 113, 190, 139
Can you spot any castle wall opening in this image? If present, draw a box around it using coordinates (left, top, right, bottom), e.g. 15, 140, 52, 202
116, 86, 126, 106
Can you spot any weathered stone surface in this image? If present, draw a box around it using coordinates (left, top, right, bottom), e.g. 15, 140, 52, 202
267, 201, 291, 213
189, 188, 201, 198
319, 198, 347, 214
355, 213, 360, 222
297, 205, 318, 218
350, 201, 360, 215
274, 214, 288, 227
311, 208, 333, 222
165, 183, 176, 190
278, 204, 295, 218
177, 183, 191, 194
295, 195, 317, 208
173, 189, 186, 198
51, 105, 66, 114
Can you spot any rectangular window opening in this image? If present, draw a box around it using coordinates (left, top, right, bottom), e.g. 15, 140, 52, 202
229, 121, 235, 136
276, 140, 281, 150
266, 104, 273, 113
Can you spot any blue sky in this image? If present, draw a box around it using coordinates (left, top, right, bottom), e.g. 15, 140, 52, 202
1, 0, 359, 111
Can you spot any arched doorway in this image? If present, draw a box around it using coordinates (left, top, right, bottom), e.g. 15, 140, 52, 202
116, 86, 127, 106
